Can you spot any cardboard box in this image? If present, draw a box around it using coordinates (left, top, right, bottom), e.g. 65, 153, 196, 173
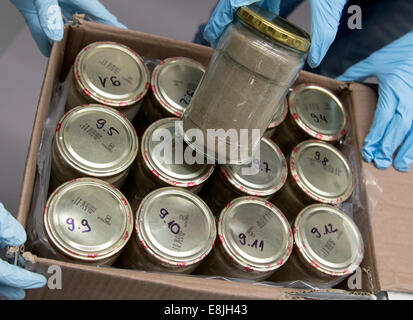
17, 17, 413, 299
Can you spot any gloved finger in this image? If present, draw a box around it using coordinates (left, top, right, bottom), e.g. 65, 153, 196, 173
336, 59, 374, 83
203, 0, 259, 48
33, 0, 64, 42
373, 101, 413, 170
394, 126, 413, 172
13, 6, 52, 57
0, 203, 26, 248
60, 0, 127, 29
0, 259, 47, 289
307, 0, 347, 68
361, 83, 398, 163
0, 284, 25, 300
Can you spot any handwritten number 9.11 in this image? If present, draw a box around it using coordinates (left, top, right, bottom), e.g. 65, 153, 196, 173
238, 233, 264, 251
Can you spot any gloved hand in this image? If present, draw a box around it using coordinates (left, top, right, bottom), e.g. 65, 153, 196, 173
337, 30, 413, 172
203, 0, 346, 68
0, 202, 46, 300
10, 0, 126, 57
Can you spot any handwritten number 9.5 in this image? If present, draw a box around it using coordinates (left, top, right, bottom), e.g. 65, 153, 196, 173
96, 119, 120, 136
66, 218, 92, 233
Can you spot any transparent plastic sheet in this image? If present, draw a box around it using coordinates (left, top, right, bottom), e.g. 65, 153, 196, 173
25, 57, 382, 290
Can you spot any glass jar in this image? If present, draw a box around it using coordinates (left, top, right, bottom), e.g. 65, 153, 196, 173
66, 41, 150, 121
123, 118, 215, 211
270, 204, 364, 288
119, 187, 216, 274
50, 105, 138, 191
182, 5, 310, 164
141, 57, 205, 126
43, 178, 134, 266
263, 97, 288, 139
272, 83, 348, 155
201, 138, 287, 215
195, 197, 293, 281
271, 140, 355, 222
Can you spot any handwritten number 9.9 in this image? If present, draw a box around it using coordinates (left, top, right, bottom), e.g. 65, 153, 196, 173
66, 218, 91, 233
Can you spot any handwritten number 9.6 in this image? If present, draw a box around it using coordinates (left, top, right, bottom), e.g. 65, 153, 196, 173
66, 218, 92, 233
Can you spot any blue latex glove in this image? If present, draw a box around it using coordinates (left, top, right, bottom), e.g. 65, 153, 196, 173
10, 0, 126, 57
0, 202, 46, 300
203, 0, 346, 68
338, 30, 413, 172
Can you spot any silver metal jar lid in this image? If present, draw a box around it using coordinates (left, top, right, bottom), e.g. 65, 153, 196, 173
221, 138, 288, 196
290, 140, 354, 204
135, 187, 216, 266
151, 57, 205, 117
74, 41, 150, 107
218, 197, 293, 273
294, 204, 364, 276
141, 118, 215, 187
288, 84, 348, 141
44, 178, 134, 262
55, 105, 138, 177
268, 97, 288, 129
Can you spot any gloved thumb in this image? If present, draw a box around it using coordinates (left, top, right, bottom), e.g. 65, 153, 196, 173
307, 0, 346, 68
33, 0, 64, 43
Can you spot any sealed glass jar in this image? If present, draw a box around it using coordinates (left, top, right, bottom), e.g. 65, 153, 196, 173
182, 5, 311, 164
66, 41, 150, 121
141, 57, 205, 126
272, 83, 348, 154
50, 105, 138, 191
202, 138, 287, 215
43, 178, 134, 266
263, 97, 288, 138
272, 140, 355, 222
270, 204, 364, 287
123, 118, 215, 211
119, 187, 216, 274
195, 197, 293, 281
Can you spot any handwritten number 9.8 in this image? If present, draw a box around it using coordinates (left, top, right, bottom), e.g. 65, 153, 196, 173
66, 218, 91, 233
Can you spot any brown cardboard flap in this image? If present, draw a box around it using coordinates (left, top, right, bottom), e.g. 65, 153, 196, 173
26, 258, 305, 300
349, 82, 413, 293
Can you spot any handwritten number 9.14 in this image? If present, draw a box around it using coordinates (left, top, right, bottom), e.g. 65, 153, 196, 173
66, 218, 91, 233
238, 233, 264, 251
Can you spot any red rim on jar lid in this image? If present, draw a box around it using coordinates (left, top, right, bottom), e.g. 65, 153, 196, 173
268, 97, 288, 129
43, 178, 133, 262
151, 57, 205, 117
218, 197, 293, 274
288, 83, 348, 141
220, 138, 288, 197
294, 204, 364, 277
290, 140, 355, 204
140, 118, 215, 188
135, 187, 216, 267
74, 41, 150, 107
55, 105, 138, 178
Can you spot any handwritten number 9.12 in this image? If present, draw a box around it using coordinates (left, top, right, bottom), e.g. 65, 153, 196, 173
66, 218, 91, 233
311, 224, 338, 238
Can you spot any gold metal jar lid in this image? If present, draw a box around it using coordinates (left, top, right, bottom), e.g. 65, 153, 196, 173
141, 118, 215, 187
151, 57, 205, 117
135, 187, 216, 267
236, 5, 311, 53
55, 105, 138, 177
289, 84, 348, 141
290, 140, 355, 204
268, 97, 288, 129
221, 138, 287, 197
294, 204, 364, 277
44, 178, 133, 262
218, 197, 293, 274
74, 41, 150, 107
